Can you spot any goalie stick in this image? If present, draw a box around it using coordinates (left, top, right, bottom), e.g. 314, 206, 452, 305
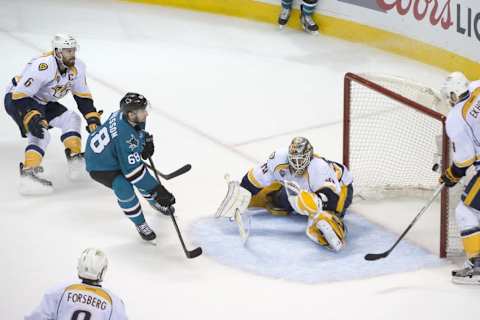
144, 162, 191, 180
148, 157, 202, 259
364, 183, 445, 261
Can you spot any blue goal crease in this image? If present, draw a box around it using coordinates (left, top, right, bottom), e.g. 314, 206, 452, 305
190, 211, 446, 284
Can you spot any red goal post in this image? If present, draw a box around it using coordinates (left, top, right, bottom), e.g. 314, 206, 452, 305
342, 72, 460, 258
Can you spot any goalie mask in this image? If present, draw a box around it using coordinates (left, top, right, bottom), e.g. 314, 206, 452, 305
288, 137, 313, 176
440, 72, 470, 106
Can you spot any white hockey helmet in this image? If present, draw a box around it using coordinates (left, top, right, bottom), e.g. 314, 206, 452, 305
52, 34, 78, 51
77, 248, 108, 282
440, 71, 469, 106
288, 137, 314, 176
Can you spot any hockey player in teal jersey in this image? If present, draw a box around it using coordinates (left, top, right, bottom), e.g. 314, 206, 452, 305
85, 92, 175, 241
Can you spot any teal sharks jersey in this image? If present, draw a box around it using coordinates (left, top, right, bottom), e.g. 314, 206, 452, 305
85, 111, 157, 192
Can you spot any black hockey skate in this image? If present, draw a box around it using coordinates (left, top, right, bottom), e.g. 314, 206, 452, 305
19, 163, 53, 195
65, 148, 85, 162
19, 163, 52, 186
136, 222, 157, 241
300, 12, 319, 34
278, 7, 291, 28
452, 258, 480, 285
65, 148, 87, 180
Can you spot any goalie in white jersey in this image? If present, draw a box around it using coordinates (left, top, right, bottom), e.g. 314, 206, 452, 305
3, 34, 102, 194
439, 72, 480, 284
25, 248, 127, 320
218, 137, 353, 251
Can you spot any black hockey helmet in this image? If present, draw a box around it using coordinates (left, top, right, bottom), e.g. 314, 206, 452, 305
120, 92, 149, 114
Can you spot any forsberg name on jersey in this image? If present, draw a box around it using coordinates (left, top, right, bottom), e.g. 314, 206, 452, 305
66, 292, 108, 310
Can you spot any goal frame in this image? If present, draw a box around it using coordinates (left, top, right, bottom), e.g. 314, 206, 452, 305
343, 72, 450, 258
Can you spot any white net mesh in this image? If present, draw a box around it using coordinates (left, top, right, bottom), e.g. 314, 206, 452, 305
346, 73, 463, 257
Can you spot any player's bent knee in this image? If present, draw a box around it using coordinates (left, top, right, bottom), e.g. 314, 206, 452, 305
111, 175, 135, 198
53, 110, 82, 132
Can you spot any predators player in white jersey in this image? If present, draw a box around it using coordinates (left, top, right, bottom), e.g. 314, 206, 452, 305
439, 72, 480, 284
25, 248, 127, 319
3, 34, 102, 194
218, 137, 353, 251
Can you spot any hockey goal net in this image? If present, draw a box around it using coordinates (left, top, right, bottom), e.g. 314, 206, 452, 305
343, 72, 463, 258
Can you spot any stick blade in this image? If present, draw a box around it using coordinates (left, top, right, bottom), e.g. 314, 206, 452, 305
364, 252, 388, 261
187, 247, 203, 259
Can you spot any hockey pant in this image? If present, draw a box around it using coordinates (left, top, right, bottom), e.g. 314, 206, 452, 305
4, 93, 82, 168
457, 172, 480, 259
89, 170, 161, 226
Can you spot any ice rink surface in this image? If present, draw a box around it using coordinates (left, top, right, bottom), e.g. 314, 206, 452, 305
1, 0, 479, 319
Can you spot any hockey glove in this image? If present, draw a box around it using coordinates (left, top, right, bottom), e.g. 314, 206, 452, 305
141, 132, 154, 160
440, 166, 462, 188
23, 110, 48, 139
85, 110, 102, 133
150, 183, 175, 215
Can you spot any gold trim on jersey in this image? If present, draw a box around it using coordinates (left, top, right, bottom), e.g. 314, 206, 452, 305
336, 185, 348, 213
12, 91, 29, 100
41, 51, 54, 57
273, 163, 289, 172
247, 169, 263, 188
464, 177, 480, 206
314, 182, 338, 195
66, 284, 112, 304
74, 92, 93, 99
462, 87, 480, 120
70, 66, 78, 77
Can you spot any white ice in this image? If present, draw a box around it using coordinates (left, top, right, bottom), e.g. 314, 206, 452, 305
1, 0, 479, 319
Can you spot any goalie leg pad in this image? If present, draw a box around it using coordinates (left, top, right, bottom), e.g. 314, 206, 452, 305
215, 180, 252, 218
306, 211, 346, 251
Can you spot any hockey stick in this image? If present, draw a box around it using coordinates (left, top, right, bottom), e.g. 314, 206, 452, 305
144, 162, 191, 180
364, 183, 445, 261
148, 158, 202, 259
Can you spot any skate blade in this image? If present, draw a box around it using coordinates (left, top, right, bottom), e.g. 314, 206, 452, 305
452, 276, 480, 285
143, 239, 157, 246
279, 24, 285, 30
